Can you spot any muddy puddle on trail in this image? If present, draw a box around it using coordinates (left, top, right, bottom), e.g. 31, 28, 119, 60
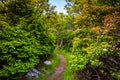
47, 54, 66, 80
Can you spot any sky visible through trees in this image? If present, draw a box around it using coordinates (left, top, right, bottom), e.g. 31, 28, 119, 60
49, 0, 67, 14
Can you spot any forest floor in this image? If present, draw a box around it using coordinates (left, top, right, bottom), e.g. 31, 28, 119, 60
47, 53, 66, 80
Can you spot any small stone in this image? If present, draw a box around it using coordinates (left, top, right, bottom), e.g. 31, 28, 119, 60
26, 68, 40, 78
44, 60, 52, 65
103, 48, 108, 52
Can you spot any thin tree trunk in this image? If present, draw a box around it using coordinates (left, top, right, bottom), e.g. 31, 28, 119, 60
60, 40, 63, 47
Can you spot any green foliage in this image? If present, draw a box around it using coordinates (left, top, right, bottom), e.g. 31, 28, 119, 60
71, 35, 110, 69
65, 0, 120, 79
0, 0, 56, 79
0, 19, 55, 79
0, 0, 120, 79
0, 25, 37, 79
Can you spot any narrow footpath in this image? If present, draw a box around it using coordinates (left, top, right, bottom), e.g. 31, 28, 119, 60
47, 53, 66, 80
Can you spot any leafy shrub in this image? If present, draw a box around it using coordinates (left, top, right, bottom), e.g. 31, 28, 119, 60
70, 32, 120, 80
0, 17, 55, 79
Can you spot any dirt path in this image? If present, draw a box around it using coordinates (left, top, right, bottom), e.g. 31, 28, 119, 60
47, 54, 66, 80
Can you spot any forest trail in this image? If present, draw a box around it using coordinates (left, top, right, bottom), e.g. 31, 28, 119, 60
47, 53, 66, 80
